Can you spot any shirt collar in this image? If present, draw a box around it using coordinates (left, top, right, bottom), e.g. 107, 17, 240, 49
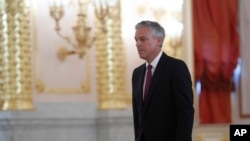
146, 51, 163, 69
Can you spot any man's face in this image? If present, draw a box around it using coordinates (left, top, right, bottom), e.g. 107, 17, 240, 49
134, 27, 162, 63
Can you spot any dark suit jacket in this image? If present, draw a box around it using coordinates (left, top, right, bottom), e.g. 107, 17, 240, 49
132, 53, 194, 141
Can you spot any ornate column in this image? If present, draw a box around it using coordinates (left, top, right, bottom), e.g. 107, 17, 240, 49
95, 0, 130, 110
0, 0, 34, 110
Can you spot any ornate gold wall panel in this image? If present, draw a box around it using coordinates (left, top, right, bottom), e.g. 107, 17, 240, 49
0, 0, 34, 110
33, 50, 91, 94
32, 0, 91, 94
95, 0, 130, 109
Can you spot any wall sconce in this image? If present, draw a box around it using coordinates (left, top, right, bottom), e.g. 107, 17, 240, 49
150, 0, 183, 57
93, 0, 117, 32
165, 18, 183, 49
49, 0, 94, 61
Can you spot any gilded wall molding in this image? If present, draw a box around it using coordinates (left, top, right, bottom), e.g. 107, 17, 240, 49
31, 1, 91, 94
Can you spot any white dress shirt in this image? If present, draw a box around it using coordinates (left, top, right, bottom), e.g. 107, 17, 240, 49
143, 51, 163, 99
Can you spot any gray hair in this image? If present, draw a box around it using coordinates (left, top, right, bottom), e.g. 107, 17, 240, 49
135, 20, 165, 47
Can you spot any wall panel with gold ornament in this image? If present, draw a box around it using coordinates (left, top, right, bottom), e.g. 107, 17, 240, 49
30, 0, 93, 94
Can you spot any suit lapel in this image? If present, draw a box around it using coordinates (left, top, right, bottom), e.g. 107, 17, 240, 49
144, 53, 167, 111
136, 65, 146, 108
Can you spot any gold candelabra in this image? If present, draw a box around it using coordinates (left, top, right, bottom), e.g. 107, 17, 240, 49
93, 0, 109, 32
150, 0, 183, 58
165, 18, 183, 57
49, 0, 94, 61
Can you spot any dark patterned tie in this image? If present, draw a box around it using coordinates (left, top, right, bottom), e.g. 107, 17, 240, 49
144, 64, 152, 102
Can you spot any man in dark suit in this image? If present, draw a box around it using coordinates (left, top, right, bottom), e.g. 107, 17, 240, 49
132, 20, 194, 141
